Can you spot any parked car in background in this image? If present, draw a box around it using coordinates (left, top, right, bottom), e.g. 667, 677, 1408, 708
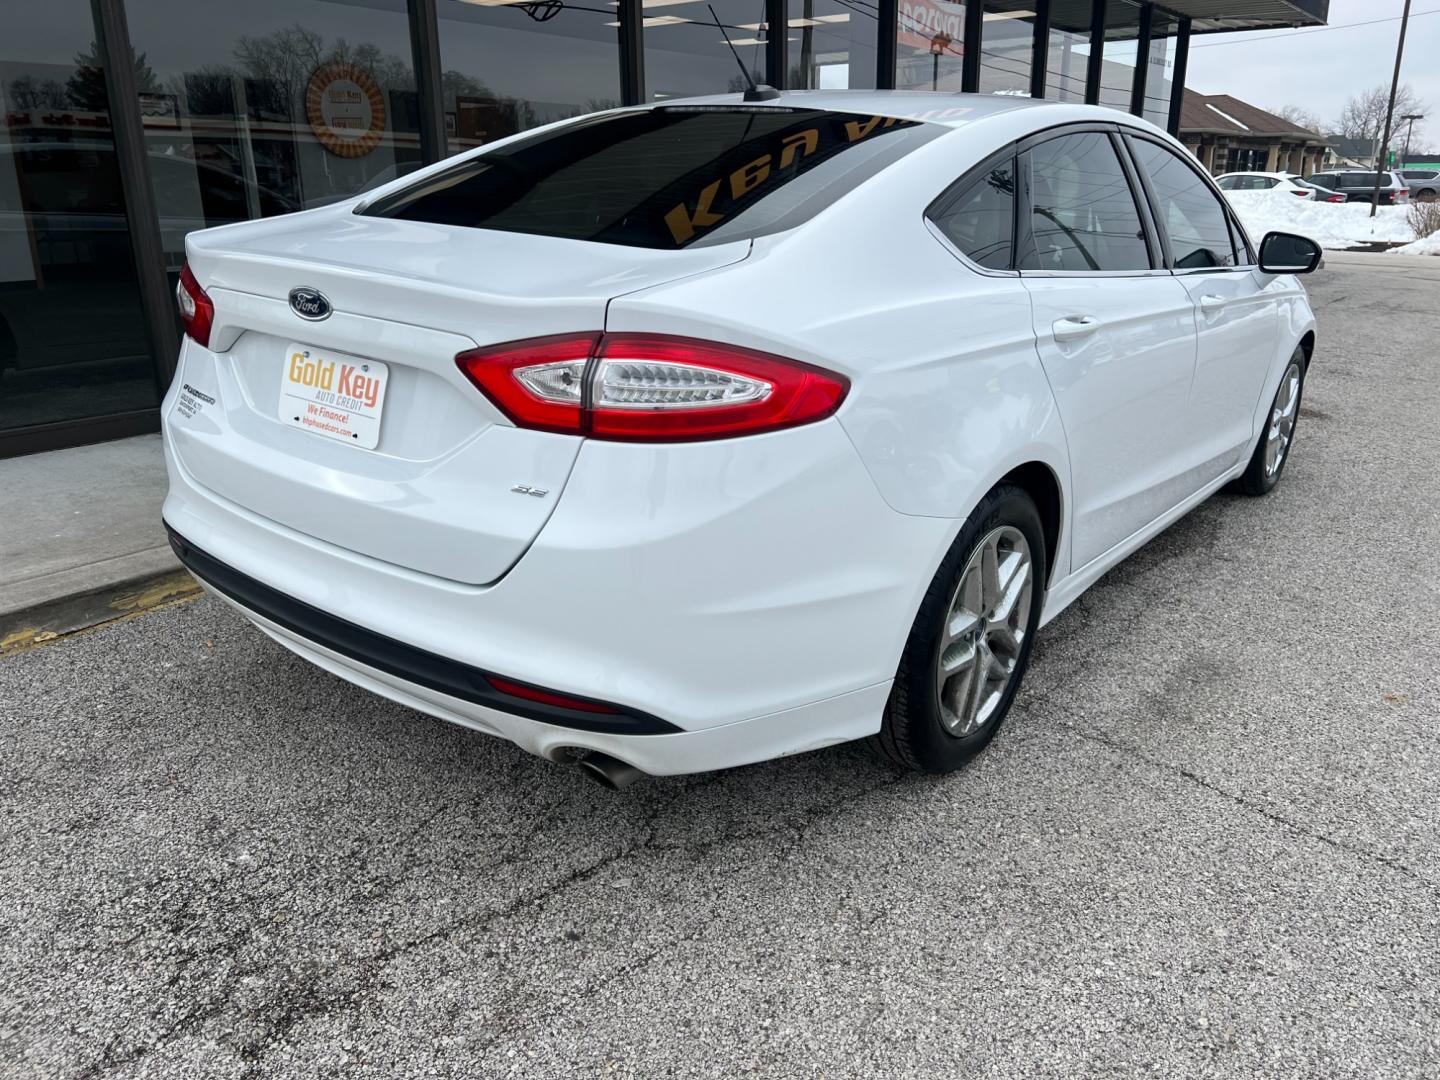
1398, 168, 1439, 202
1214, 172, 1316, 199
1294, 179, 1346, 203
1303, 170, 1410, 205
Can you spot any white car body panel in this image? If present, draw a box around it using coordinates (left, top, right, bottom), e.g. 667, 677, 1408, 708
161, 91, 1317, 776
1020, 273, 1198, 569
1214, 171, 1315, 199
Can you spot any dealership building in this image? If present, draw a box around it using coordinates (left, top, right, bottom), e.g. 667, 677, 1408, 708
1, 0, 1327, 457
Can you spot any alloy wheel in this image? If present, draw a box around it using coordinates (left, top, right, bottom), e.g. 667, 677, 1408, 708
1265, 361, 1302, 479
935, 526, 1034, 737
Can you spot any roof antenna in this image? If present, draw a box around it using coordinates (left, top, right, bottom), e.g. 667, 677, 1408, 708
707, 3, 780, 101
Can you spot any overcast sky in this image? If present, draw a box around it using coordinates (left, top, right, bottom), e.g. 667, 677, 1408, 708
1184, 0, 1440, 143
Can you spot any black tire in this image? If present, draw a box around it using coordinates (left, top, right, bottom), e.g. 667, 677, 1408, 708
1234, 345, 1307, 497
872, 484, 1046, 774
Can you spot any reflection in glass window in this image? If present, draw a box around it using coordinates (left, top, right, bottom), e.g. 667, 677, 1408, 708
1022, 132, 1149, 272
1128, 138, 1236, 269
644, 0, 768, 100
1044, 0, 1091, 103
894, 0, 964, 92
438, 0, 620, 154
1141, 9, 1177, 127
787, 0, 877, 90
0, 1, 158, 436
977, 4, 1032, 97
126, 0, 424, 283
1096, 0, 1142, 111
366, 109, 943, 249
930, 158, 1016, 269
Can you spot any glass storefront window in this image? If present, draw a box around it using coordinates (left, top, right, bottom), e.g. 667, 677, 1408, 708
977, 3, 1033, 97
126, 0, 424, 281
438, 0, 621, 152
0, 3, 158, 436
1096, 0, 1143, 111
644, 0, 767, 100
895, 0, 965, 91
786, 0, 877, 90
1141, 8, 1178, 127
1044, 0, 1092, 103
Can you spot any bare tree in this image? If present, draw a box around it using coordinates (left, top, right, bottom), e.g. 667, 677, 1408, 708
1336, 83, 1426, 153
1273, 104, 1322, 134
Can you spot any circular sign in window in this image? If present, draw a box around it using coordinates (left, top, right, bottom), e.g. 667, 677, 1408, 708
305, 62, 387, 158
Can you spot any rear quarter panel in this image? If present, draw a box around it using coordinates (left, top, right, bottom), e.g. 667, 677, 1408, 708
606, 111, 1076, 578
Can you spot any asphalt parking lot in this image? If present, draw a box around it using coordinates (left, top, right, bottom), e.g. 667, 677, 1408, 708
4, 253, 1440, 1079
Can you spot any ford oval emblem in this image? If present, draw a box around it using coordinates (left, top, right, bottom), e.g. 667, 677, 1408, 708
289, 287, 332, 321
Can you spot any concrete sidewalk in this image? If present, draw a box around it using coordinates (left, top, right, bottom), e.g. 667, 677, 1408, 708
0, 434, 178, 623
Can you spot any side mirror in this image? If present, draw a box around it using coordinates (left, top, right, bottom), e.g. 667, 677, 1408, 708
1259, 231, 1322, 274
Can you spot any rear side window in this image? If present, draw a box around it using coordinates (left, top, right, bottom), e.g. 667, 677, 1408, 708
361, 107, 945, 250
1020, 132, 1150, 272
929, 157, 1016, 270
1128, 137, 1237, 270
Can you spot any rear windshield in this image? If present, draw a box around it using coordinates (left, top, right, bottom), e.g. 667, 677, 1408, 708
360, 107, 944, 250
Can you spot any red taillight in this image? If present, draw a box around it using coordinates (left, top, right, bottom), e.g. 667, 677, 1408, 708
176, 262, 214, 347
1292, 189, 1309, 196
486, 676, 621, 714
456, 332, 849, 442
455, 333, 598, 436
1327, 194, 1345, 203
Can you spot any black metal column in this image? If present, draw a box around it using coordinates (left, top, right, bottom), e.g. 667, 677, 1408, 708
88, 0, 179, 383
619, 0, 645, 105
961, 0, 983, 92
409, 0, 448, 162
1129, 1, 1152, 117
766, 0, 787, 87
876, 0, 897, 88
1030, 0, 1051, 99
1085, 0, 1105, 105
1167, 15, 1190, 136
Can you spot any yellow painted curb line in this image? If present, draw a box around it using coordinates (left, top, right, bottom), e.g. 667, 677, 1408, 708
0, 571, 204, 656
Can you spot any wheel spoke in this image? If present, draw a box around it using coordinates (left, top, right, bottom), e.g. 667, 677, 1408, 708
988, 621, 1021, 658
946, 609, 981, 645
966, 643, 992, 729
940, 638, 977, 675
980, 539, 1001, 611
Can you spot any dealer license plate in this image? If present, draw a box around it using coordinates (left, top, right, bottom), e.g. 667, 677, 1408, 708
278, 343, 389, 449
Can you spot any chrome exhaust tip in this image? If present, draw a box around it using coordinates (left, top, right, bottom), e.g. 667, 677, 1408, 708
577, 752, 646, 791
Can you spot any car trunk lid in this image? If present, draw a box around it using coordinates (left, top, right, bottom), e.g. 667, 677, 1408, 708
168, 209, 750, 585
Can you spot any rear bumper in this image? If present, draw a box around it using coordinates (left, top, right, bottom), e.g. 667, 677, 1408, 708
166, 527, 677, 736
161, 385, 955, 773
203, 580, 895, 775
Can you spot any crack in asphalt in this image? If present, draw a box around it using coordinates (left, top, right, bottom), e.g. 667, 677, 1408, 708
1051, 713, 1440, 902
69, 764, 911, 1076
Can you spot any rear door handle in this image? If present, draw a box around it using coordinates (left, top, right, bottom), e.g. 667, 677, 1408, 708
1052, 315, 1101, 341
1199, 293, 1228, 313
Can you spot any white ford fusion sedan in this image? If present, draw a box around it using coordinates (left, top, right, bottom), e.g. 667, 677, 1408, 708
162, 91, 1319, 788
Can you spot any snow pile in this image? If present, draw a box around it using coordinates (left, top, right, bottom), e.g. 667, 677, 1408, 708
1392, 233, 1440, 256
1222, 190, 1417, 250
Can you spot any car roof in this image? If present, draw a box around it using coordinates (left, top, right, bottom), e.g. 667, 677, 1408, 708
648, 89, 1126, 129
1217, 171, 1295, 179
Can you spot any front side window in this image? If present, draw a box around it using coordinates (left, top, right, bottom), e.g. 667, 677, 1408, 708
1020, 132, 1150, 273
929, 158, 1016, 270
1128, 137, 1236, 270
